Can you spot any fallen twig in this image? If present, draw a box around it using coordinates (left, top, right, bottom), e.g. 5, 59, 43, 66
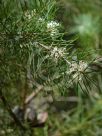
24, 85, 44, 105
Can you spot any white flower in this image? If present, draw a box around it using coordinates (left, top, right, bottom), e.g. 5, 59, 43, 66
47, 21, 60, 29
50, 46, 66, 62
78, 61, 88, 72
25, 9, 36, 19
47, 21, 60, 38
69, 61, 88, 73
67, 60, 88, 81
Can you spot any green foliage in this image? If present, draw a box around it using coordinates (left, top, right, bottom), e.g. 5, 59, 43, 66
0, 0, 102, 136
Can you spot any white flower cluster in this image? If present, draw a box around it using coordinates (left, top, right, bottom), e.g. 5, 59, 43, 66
50, 46, 66, 62
47, 21, 60, 38
69, 61, 88, 73
47, 21, 60, 29
25, 9, 36, 19
67, 61, 88, 81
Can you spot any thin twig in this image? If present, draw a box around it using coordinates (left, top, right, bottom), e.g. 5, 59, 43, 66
24, 85, 44, 105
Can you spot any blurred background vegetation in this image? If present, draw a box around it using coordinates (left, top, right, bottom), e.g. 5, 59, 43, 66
0, 0, 102, 136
